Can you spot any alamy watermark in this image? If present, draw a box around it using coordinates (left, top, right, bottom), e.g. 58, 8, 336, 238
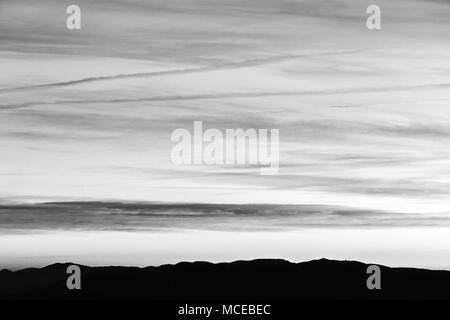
171, 121, 279, 175
366, 265, 381, 290
66, 265, 81, 290
65, 4, 380, 31
366, 5, 381, 30
66, 5, 81, 30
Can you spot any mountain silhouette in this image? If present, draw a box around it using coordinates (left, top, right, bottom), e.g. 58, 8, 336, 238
1, 259, 449, 300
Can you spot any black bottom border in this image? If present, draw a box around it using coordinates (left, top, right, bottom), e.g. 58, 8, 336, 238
1, 300, 447, 319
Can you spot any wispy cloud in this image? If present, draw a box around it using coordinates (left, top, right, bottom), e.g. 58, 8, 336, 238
1, 0, 450, 217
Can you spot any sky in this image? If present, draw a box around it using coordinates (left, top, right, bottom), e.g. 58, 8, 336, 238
1, 0, 450, 215
1, 0, 450, 269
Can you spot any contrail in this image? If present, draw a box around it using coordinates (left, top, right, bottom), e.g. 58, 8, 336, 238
1, 82, 450, 110
0, 50, 361, 95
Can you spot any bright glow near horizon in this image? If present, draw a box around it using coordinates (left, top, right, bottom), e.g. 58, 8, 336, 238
1, 228, 450, 270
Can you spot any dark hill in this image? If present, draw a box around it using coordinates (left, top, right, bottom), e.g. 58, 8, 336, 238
0, 259, 449, 300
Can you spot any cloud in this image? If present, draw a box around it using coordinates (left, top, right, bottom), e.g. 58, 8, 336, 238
1, 0, 450, 216
0, 50, 360, 95
1, 202, 448, 233
3, 82, 450, 111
